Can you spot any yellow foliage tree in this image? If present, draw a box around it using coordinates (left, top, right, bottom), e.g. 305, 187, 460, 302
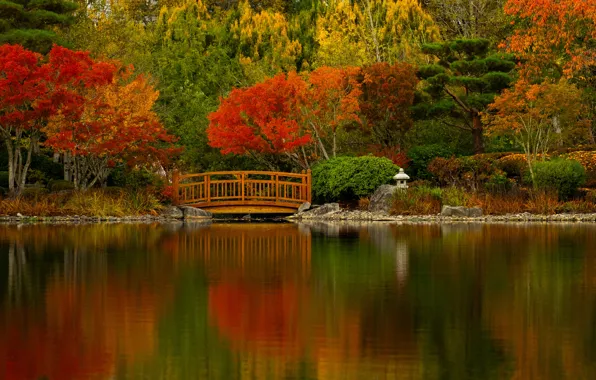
379, 0, 441, 64
232, 0, 302, 83
314, 0, 371, 68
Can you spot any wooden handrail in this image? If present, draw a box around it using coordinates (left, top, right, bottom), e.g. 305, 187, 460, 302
172, 170, 312, 212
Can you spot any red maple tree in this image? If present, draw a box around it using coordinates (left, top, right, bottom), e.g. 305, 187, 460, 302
207, 72, 311, 169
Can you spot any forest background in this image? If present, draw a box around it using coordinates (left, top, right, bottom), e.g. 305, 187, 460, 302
0, 0, 595, 214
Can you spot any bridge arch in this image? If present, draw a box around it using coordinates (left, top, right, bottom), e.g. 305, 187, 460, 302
173, 170, 312, 214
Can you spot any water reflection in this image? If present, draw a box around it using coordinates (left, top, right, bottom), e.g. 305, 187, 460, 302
0, 222, 596, 379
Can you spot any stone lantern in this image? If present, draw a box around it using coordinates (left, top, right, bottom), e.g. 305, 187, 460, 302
393, 168, 410, 190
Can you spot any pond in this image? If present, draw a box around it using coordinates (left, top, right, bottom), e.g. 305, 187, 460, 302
1, 221, 596, 380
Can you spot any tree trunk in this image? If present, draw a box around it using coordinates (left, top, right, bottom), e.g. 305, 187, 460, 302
472, 112, 484, 154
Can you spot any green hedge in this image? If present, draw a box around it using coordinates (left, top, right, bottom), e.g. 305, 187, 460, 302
532, 159, 586, 200
312, 156, 399, 203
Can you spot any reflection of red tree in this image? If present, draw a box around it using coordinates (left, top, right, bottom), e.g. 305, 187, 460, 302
1, 277, 170, 380
1, 314, 115, 380
208, 281, 304, 356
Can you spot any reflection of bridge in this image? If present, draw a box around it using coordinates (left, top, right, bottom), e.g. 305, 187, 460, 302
168, 224, 311, 281
173, 171, 312, 214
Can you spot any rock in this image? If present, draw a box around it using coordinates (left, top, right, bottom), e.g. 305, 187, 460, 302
179, 206, 212, 219
298, 202, 311, 213
160, 206, 184, 219
241, 214, 252, 220
441, 205, 483, 217
468, 207, 483, 217
303, 203, 340, 216
368, 185, 397, 214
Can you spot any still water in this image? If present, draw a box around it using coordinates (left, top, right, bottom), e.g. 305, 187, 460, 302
1, 222, 596, 380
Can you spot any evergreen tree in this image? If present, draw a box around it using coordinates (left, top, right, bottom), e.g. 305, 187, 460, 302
0, 0, 77, 53
413, 39, 516, 153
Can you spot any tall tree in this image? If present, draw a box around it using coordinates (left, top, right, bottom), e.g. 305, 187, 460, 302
151, 0, 244, 170
0, 0, 77, 53
358, 62, 418, 150
314, 0, 370, 67
413, 39, 516, 153
422, 0, 508, 41
503, 0, 596, 78
231, 0, 302, 83
484, 79, 585, 182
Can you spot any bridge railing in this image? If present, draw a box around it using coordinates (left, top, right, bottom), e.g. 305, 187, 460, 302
172, 170, 312, 209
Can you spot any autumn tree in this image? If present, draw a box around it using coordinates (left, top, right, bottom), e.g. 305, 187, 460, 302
362, 0, 441, 64
423, 0, 508, 41
314, 0, 371, 67
358, 62, 418, 151
484, 79, 585, 183
207, 72, 312, 169
231, 1, 302, 83
503, 0, 596, 78
300, 66, 362, 159
414, 39, 516, 153
0, 44, 96, 195
0, 0, 77, 53
208, 67, 362, 168
45, 68, 178, 190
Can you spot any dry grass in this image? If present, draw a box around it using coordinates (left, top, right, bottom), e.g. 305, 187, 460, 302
358, 197, 370, 211
391, 186, 596, 216
0, 189, 163, 217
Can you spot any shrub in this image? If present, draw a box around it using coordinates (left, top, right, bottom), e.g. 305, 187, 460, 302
48, 180, 75, 192
21, 187, 49, 200
312, 156, 399, 203
532, 159, 586, 200
110, 167, 165, 191
428, 154, 503, 191
406, 144, 453, 180
497, 154, 527, 178
563, 151, 596, 186
441, 186, 470, 206
485, 172, 513, 194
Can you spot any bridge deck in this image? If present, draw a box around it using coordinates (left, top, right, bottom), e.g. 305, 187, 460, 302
173, 170, 311, 214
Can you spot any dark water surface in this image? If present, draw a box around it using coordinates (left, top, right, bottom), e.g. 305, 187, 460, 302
1, 222, 596, 380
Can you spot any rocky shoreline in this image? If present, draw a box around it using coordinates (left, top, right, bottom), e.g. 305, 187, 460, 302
3, 206, 596, 224
288, 207, 596, 223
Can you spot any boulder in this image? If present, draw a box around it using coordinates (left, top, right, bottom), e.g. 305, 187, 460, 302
368, 185, 397, 214
298, 202, 311, 213
467, 207, 483, 217
161, 206, 184, 219
441, 205, 483, 217
304, 203, 340, 216
179, 206, 212, 219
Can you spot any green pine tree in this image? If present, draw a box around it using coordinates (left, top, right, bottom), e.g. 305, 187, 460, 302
413, 39, 516, 153
0, 0, 77, 53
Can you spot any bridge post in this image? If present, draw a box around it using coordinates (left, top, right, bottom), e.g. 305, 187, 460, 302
172, 170, 180, 205
307, 169, 312, 203
241, 172, 245, 202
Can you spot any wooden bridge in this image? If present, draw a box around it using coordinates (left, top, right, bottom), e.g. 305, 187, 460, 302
172, 170, 312, 214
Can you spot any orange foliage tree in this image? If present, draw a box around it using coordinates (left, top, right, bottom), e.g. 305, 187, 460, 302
207, 72, 311, 169
358, 62, 418, 161
503, 0, 596, 77
207, 66, 363, 168
484, 79, 585, 182
45, 65, 178, 190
